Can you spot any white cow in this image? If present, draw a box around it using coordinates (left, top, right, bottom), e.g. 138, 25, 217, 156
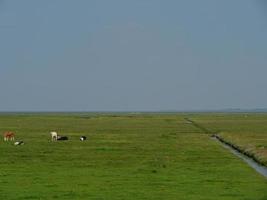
50, 131, 58, 141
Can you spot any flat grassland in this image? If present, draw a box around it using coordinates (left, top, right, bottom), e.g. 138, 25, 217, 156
0, 113, 267, 200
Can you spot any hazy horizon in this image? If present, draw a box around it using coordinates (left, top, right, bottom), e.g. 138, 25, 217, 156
1, 0, 267, 112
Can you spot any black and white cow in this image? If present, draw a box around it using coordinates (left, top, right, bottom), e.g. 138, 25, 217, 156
14, 141, 24, 145
80, 136, 87, 141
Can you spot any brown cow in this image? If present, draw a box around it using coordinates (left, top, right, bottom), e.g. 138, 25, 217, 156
4, 131, 15, 141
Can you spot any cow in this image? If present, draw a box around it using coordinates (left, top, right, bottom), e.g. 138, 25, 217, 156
50, 131, 58, 141
14, 141, 24, 145
80, 136, 87, 141
57, 136, 68, 140
4, 131, 15, 141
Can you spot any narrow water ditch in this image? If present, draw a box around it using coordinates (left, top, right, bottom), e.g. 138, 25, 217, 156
212, 135, 267, 179
184, 118, 267, 179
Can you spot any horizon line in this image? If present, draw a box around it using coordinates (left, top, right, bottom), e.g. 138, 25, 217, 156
1, 108, 267, 114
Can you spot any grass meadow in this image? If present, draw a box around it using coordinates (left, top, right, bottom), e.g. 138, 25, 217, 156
0, 113, 267, 200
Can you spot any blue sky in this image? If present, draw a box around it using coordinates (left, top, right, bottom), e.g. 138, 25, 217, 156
0, 0, 267, 111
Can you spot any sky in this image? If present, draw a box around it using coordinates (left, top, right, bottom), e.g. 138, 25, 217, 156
0, 0, 267, 112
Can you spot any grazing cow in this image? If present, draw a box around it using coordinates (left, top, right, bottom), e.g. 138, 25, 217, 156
57, 136, 68, 140
14, 141, 24, 145
80, 136, 87, 141
50, 131, 58, 141
4, 131, 15, 141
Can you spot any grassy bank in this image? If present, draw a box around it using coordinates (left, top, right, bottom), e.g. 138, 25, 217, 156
0, 114, 267, 199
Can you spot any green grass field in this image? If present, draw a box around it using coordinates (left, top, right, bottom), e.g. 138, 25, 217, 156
0, 113, 267, 200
